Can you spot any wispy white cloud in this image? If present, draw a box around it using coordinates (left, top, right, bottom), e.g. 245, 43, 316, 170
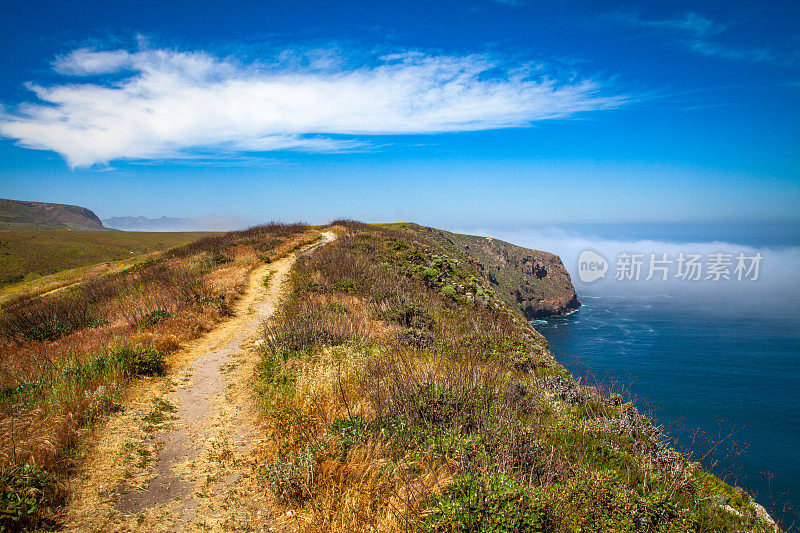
614, 11, 784, 65
0, 45, 625, 168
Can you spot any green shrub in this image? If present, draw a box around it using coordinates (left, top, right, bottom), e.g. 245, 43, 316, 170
0, 464, 56, 532
422, 267, 440, 282
138, 308, 171, 329
547, 470, 639, 531
21, 320, 71, 342
132, 348, 164, 376
441, 284, 457, 299
142, 397, 176, 427
422, 473, 549, 532
113, 347, 165, 376
379, 303, 435, 330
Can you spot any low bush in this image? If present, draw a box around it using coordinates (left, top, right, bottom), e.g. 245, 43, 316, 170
137, 309, 171, 329
126, 347, 164, 376
441, 284, 457, 299
421, 473, 549, 533
379, 302, 435, 330
0, 464, 56, 532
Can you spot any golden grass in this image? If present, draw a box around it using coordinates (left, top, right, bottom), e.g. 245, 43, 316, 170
260, 342, 456, 533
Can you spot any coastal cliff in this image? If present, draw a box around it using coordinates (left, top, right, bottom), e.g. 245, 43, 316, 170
411, 225, 581, 319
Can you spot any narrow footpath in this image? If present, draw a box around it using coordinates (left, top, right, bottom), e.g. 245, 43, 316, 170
63, 231, 336, 532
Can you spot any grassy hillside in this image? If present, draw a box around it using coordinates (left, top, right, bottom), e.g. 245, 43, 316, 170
0, 198, 105, 231
0, 230, 214, 290
0, 222, 314, 530
256, 222, 777, 531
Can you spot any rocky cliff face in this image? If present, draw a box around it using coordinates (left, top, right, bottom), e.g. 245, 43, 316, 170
416, 226, 580, 319
0, 198, 105, 230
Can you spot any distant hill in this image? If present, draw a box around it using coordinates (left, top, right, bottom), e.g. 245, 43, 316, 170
104, 214, 249, 232
0, 198, 105, 230
103, 216, 193, 232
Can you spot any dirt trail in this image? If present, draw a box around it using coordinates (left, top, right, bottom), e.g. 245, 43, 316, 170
63, 231, 336, 532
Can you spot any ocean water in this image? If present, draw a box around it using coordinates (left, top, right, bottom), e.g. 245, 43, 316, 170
451, 222, 800, 528
534, 294, 800, 527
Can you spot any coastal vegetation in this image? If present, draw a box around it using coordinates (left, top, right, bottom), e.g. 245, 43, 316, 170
257, 222, 776, 531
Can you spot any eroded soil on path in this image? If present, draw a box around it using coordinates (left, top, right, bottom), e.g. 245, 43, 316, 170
62, 232, 335, 532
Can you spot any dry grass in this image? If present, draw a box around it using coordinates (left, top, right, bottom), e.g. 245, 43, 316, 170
0, 222, 309, 530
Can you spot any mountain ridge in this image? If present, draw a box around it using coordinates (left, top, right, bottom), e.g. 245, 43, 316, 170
103, 216, 191, 232
103, 214, 249, 232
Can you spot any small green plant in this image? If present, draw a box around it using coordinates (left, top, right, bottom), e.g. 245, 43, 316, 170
421, 267, 440, 282
379, 303, 435, 330
143, 396, 176, 429
260, 446, 317, 502
441, 284, 457, 299
113, 347, 165, 376
421, 473, 549, 533
132, 348, 164, 376
138, 308, 171, 329
21, 320, 70, 342
135, 447, 152, 468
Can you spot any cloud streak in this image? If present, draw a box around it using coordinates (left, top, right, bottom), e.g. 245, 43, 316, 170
0, 46, 626, 167
614, 11, 784, 65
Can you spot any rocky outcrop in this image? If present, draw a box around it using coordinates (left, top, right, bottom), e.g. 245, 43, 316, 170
416, 226, 580, 319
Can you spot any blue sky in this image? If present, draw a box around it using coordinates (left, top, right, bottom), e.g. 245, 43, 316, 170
0, 0, 798, 226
